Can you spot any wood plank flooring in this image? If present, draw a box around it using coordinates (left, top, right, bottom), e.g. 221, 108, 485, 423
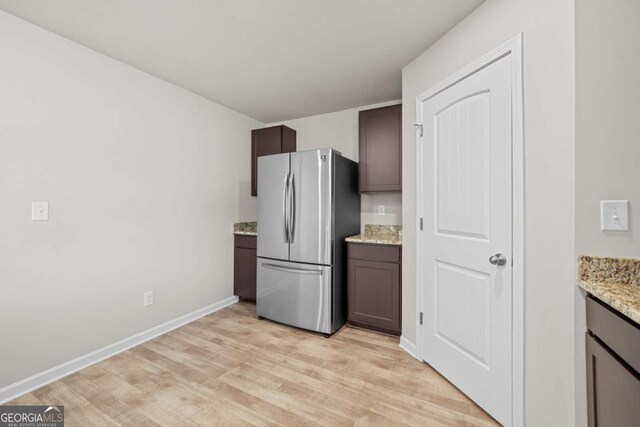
9, 302, 499, 426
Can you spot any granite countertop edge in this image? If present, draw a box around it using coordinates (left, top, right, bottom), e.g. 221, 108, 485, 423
577, 255, 640, 324
231, 231, 400, 243
578, 279, 640, 325
231, 231, 401, 243
345, 234, 402, 246
232, 222, 403, 245
233, 221, 257, 235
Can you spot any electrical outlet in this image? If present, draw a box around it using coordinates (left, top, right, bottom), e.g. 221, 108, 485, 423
378, 205, 386, 215
143, 291, 154, 307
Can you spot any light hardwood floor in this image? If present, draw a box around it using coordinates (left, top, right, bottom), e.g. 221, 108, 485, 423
9, 302, 498, 426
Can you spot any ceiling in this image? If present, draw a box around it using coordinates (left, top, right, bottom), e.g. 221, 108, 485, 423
0, 0, 483, 122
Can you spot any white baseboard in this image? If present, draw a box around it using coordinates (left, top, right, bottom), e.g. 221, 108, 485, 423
399, 335, 418, 360
0, 295, 239, 404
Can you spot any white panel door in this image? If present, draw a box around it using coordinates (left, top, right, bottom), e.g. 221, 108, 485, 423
420, 55, 512, 425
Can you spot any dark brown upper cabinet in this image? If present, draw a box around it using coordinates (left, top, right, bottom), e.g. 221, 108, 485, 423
358, 104, 402, 193
251, 125, 296, 196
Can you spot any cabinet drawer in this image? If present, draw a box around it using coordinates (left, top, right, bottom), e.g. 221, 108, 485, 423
234, 234, 257, 249
348, 243, 401, 263
587, 295, 640, 373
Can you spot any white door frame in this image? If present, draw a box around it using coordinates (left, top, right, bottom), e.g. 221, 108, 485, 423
415, 34, 524, 427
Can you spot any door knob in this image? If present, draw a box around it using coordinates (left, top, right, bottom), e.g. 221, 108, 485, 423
489, 253, 507, 266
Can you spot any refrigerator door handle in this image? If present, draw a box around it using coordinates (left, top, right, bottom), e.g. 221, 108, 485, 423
282, 172, 290, 243
288, 173, 295, 243
261, 262, 323, 275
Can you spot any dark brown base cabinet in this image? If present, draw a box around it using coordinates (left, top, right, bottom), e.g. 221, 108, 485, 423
347, 243, 401, 336
233, 235, 257, 302
585, 295, 640, 427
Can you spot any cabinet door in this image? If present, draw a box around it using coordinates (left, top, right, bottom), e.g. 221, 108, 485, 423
234, 246, 257, 302
586, 333, 640, 427
251, 126, 296, 196
359, 104, 402, 192
252, 127, 283, 196
348, 258, 401, 335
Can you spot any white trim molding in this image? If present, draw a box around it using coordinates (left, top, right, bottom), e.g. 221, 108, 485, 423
0, 296, 239, 404
399, 336, 418, 360
414, 34, 524, 427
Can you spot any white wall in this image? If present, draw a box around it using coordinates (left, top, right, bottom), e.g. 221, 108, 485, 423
575, 0, 640, 257
269, 101, 402, 232
574, 1, 640, 425
0, 11, 261, 389
402, 0, 575, 425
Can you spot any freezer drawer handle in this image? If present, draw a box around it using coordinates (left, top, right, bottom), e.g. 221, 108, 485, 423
261, 263, 323, 275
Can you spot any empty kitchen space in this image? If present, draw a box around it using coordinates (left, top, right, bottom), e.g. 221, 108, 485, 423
2, 1, 639, 427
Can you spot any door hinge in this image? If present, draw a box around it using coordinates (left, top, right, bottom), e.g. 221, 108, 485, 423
414, 123, 423, 137
420, 218, 423, 230
419, 312, 423, 325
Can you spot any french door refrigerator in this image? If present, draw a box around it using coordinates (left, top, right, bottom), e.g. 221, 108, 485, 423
256, 149, 360, 335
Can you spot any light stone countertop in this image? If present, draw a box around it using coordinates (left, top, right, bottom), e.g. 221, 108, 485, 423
232, 222, 403, 245
578, 255, 640, 324
233, 221, 257, 236
346, 224, 402, 246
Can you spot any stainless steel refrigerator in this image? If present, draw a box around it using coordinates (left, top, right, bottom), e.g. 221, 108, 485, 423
256, 149, 360, 335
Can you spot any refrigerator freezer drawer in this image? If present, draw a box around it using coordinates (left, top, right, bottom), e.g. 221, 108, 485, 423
256, 258, 332, 334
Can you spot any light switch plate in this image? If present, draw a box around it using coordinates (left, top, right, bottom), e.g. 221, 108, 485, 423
600, 200, 629, 231
378, 205, 386, 215
31, 202, 49, 221
143, 291, 154, 307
